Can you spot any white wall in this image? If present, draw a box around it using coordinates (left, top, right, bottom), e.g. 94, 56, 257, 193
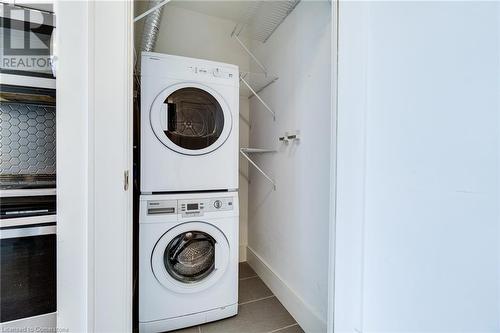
92, 2, 133, 331
246, 2, 331, 332
57, 2, 133, 331
56, 2, 91, 330
335, 2, 500, 332
134, 3, 251, 261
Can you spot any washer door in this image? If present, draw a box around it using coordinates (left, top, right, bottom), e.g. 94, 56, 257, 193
150, 82, 233, 156
151, 221, 230, 293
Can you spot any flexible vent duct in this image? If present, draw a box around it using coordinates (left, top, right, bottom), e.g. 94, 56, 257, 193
141, 0, 164, 52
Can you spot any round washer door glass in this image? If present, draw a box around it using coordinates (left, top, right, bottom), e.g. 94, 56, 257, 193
150, 84, 233, 155
164, 231, 215, 283
151, 221, 230, 293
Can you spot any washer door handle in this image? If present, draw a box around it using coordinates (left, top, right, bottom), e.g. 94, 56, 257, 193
214, 241, 220, 270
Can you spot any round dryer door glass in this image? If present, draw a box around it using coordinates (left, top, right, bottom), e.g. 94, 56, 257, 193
164, 231, 216, 283
162, 88, 224, 151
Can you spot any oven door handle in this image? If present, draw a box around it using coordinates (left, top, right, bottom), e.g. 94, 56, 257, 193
0, 225, 56, 239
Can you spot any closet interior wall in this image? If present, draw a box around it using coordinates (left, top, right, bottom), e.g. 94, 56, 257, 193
134, 2, 251, 262
246, 2, 332, 332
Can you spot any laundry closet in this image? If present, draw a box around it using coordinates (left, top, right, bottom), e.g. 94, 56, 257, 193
133, 1, 332, 332
4, 1, 498, 332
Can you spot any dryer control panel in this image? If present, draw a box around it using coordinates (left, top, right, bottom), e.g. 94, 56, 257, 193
188, 66, 234, 80
142, 53, 240, 88
146, 197, 234, 217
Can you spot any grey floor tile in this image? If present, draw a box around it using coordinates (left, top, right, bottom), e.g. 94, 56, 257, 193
200, 297, 296, 333
239, 262, 257, 279
168, 325, 199, 333
238, 276, 273, 303
273, 324, 305, 333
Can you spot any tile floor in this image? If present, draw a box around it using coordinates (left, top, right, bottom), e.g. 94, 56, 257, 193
170, 262, 304, 333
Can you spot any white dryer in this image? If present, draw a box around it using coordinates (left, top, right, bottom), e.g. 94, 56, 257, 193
139, 191, 239, 332
141, 52, 239, 193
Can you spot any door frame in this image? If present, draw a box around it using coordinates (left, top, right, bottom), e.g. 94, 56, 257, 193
56, 1, 133, 331
327, 0, 339, 332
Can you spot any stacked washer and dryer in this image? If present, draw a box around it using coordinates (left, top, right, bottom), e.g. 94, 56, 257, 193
139, 52, 240, 332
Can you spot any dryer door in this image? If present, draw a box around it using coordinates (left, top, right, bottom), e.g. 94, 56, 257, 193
150, 83, 233, 156
151, 221, 230, 293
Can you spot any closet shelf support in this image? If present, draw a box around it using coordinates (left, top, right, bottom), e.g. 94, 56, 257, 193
232, 34, 268, 76
134, 0, 171, 22
248, 77, 278, 99
240, 76, 276, 120
240, 148, 276, 190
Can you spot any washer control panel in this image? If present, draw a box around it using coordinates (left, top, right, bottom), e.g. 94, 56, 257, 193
147, 200, 177, 215
178, 197, 233, 217
146, 197, 233, 217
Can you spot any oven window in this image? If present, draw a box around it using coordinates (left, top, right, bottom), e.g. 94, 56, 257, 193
0, 233, 56, 322
163, 88, 225, 151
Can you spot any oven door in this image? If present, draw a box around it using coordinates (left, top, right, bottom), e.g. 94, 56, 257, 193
0, 224, 56, 323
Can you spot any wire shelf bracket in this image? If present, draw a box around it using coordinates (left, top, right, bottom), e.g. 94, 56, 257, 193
240, 148, 276, 190
248, 77, 279, 99
240, 75, 276, 120
134, 0, 172, 22
232, 34, 268, 76
232, 29, 277, 119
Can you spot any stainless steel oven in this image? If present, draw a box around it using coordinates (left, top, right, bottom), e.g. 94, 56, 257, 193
0, 4, 57, 328
1, 189, 56, 227
0, 90, 56, 327
0, 222, 56, 324
0, 187, 56, 326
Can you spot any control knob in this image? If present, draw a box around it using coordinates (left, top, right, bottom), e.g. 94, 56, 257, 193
214, 200, 222, 209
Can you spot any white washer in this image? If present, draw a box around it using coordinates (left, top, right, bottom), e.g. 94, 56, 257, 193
139, 192, 239, 332
141, 52, 239, 193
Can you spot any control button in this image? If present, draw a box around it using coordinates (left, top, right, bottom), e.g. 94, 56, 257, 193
214, 200, 222, 209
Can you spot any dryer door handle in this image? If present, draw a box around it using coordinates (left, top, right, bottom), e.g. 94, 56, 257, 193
160, 103, 169, 131
162, 103, 177, 132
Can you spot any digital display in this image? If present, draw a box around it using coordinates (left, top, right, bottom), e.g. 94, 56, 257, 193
187, 203, 199, 210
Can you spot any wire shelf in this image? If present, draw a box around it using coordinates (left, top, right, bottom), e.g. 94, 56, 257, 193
232, 0, 301, 43
240, 148, 276, 190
